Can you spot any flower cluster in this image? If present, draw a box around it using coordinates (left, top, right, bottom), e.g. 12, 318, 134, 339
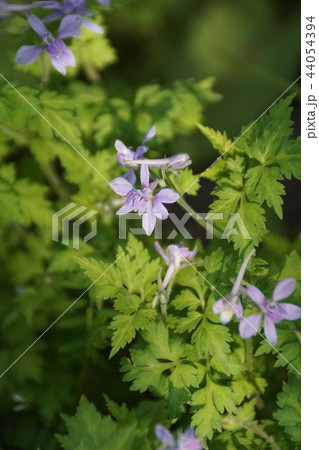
239, 278, 301, 345
213, 250, 301, 345
155, 424, 202, 450
109, 126, 192, 235
0, 0, 110, 74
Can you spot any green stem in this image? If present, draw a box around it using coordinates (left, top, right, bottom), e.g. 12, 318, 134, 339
160, 301, 167, 317
39, 162, 69, 202
0, 123, 27, 143
40, 52, 50, 86
244, 423, 280, 450
245, 338, 253, 373
291, 327, 301, 343
162, 171, 222, 239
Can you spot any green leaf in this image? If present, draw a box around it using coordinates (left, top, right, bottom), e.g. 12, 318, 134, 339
245, 165, 285, 218
109, 309, 156, 358
255, 327, 301, 375
273, 376, 301, 442
191, 377, 237, 439
121, 348, 173, 393
171, 289, 203, 311
232, 374, 267, 404
56, 396, 136, 450
121, 322, 198, 394
197, 123, 233, 154
175, 311, 203, 333
168, 168, 200, 196
191, 319, 232, 370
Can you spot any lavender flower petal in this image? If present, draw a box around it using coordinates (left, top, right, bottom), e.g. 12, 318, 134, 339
140, 164, 150, 187
155, 189, 179, 204
220, 309, 233, 324
183, 245, 198, 261
153, 200, 169, 219
232, 300, 243, 319
135, 145, 148, 156
239, 313, 262, 339
212, 299, 226, 314
142, 124, 156, 144
117, 203, 134, 215
154, 242, 167, 262
57, 14, 82, 39
115, 139, 130, 154
109, 177, 133, 196
246, 285, 266, 307
277, 303, 301, 320
123, 169, 136, 185
142, 205, 156, 236
81, 18, 104, 34
155, 424, 175, 447
42, 11, 63, 23
26, 12, 50, 39
96, 0, 111, 6
0, 1, 57, 11
15, 45, 44, 65
272, 278, 297, 302
46, 39, 76, 74
115, 139, 135, 166
177, 427, 202, 450
264, 316, 277, 345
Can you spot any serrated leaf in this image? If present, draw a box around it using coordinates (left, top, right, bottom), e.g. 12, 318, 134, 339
197, 123, 233, 154
273, 376, 301, 442
168, 168, 200, 196
191, 377, 237, 439
109, 309, 156, 358
191, 319, 232, 369
245, 165, 285, 218
56, 396, 136, 450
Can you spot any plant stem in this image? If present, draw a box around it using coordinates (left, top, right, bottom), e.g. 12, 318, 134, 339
160, 301, 167, 317
0, 123, 27, 143
39, 162, 69, 202
163, 172, 222, 239
245, 338, 253, 373
40, 52, 50, 86
291, 327, 301, 342
244, 423, 281, 450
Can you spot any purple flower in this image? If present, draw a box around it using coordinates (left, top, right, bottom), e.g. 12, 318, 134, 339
239, 278, 301, 345
115, 125, 191, 173
96, 0, 110, 6
127, 153, 192, 173
115, 125, 156, 168
15, 13, 78, 74
0, 1, 57, 11
155, 424, 202, 450
155, 242, 199, 289
109, 164, 179, 236
212, 248, 255, 324
41, 0, 104, 35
